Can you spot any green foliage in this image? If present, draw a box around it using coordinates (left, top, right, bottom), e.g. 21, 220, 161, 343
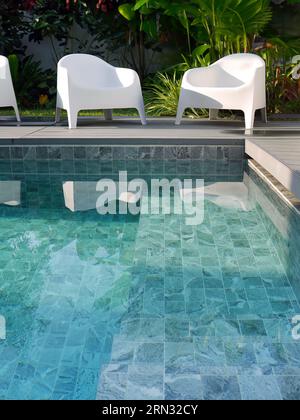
144, 72, 207, 118
0, 0, 27, 55
189, 0, 272, 60
169, 45, 212, 74
28, 0, 115, 63
8, 55, 55, 107
256, 38, 300, 113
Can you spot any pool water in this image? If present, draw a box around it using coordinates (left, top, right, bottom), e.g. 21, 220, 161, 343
0, 147, 300, 400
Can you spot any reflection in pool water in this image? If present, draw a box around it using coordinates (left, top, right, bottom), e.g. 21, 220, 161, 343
0, 161, 300, 400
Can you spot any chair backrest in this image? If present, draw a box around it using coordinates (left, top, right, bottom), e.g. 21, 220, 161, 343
58, 54, 121, 88
214, 53, 265, 84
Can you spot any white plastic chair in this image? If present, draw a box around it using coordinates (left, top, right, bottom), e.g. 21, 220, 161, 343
56, 54, 147, 129
176, 53, 267, 130
0, 56, 21, 122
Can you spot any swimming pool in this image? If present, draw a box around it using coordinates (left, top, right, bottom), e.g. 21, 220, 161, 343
0, 145, 299, 400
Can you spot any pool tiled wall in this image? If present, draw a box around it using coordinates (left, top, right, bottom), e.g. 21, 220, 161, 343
0, 145, 245, 179
246, 167, 300, 299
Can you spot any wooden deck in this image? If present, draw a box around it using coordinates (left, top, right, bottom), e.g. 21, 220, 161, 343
0, 117, 300, 199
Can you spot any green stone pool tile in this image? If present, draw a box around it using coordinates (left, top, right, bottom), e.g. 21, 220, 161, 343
217, 245, 237, 262
239, 320, 267, 337
267, 287, 295, 303
222, 272, 244, 290
194, 338, 226, 367
185, 287, 205, 303
198, 244, 218, 258
214, 319, 241, 337
119, 319, 141, 341
97, 371, 128, 400
165, 317, 190, 340
287, 288, 299, 303
246, 287, 269, 302
190, 320, 216, 338
254, 256, 282, 272
264, 319, 295, 343
165, 276, 184, 294
254, 341, 288, 370
224, 340, 257, 368
125, 365, 164, 400
73, 368, 99, 400
0, 358, 19, 398
133, 343, 164, 365
165, 374, 204, 400
236, 253, 256, 268
229, 301, 252, 319
260, 271, 291, 289
225, 288, 247, 304
202, 375, 242, 400
143, 298, 165, 318
282, 343, 300, 369
165, 300, 186, 315
138, 318, 165, 342
248, 300, 274, 319
186, 300, 207, 318
242, 274, 264, 289
271, 301, 296, 318
239, 375, 282, 400
201, 256, 219, 267
197, 231, 215, 247
205, 288, 226, 302
165, 341, 198, 375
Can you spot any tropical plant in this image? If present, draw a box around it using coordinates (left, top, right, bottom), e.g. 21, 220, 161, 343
117, 0, 188, 79
0, 0, 28, 55
144, 71, 207, 118
189, 0, 272, 61
8, 54, 55, 107
255, 38, 300, 113
27, 0, 116, 64
168, 45, 211, 75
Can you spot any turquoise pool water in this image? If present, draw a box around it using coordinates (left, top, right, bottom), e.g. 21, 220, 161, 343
0, 146, 300, 400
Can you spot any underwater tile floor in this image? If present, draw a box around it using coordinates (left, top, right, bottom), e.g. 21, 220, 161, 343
0, 165, 300, 400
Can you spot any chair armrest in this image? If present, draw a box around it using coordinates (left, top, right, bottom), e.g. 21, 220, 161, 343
115, 68, 140, 88
57, 66, 74, 107
182, 66, 215, 88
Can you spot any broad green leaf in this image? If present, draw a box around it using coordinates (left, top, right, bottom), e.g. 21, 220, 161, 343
118, 4, 135, 21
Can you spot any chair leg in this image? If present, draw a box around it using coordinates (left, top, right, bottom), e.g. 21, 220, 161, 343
261, 107, 268, 124
55, 107, 62, 124
244, 109, 256, 131
67, 109, 78, 129
14, 106, 21, 123
104, 109, 113, 121
175, 103, 185, 126
209, 109, 219, 121
137, 104, 147, 126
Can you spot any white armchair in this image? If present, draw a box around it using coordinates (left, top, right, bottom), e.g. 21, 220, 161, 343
176, 53, 267, 130
0, 56, 20, 122
56, 54, 147, 129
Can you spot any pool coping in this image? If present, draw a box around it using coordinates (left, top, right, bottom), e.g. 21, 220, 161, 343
248, 159, 300, 215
